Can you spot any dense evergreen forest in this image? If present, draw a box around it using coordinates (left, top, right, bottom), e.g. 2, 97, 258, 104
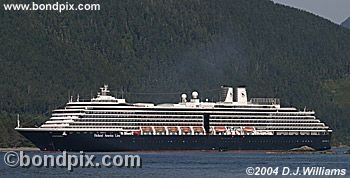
0, 0, 350, 147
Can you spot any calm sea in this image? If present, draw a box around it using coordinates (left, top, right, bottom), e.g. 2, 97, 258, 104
1, 149, 349, 178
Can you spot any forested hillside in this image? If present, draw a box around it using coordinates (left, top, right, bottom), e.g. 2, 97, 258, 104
1, 0, 350, 147
341, 17, 350, 29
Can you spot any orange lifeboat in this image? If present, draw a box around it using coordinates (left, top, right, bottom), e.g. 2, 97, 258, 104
141, 127, 153, 131
180, 127, 191, 132
243, 127, 254, 132
214, 127, 226, 132
193, 127, 204, 132
154, 127, 166, 131
168, 127, 179, 132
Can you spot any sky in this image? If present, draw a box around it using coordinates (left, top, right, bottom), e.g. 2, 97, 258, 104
272, 0, 350, 24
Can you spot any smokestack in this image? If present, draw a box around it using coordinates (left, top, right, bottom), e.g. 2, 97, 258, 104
236, 87, 247, 104
223, 87, 234, 103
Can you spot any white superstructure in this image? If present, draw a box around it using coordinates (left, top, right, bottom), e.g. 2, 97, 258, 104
22, 85, 332, 136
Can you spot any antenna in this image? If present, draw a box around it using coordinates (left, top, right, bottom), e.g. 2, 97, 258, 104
17, 114, 20, 128
77, 94, 80, 102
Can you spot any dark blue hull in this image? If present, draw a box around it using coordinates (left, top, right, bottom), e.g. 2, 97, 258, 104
18, 131, 331, 151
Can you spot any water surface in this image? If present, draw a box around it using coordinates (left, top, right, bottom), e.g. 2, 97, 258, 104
1, 149, 349, 178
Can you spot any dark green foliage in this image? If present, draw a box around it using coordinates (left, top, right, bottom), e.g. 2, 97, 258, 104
324, 77, 350, 108
0, 0, 349, 146
0, 112, 46, 147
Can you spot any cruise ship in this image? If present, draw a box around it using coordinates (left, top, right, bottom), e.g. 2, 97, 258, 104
16, 85, 332, 151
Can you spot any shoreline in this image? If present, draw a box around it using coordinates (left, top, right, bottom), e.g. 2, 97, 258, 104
0, 147, 40, 152
334, 145, 350, 149
0, 146, 349, 152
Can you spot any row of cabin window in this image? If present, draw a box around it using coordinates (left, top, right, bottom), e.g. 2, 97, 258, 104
69, 123, 203, 126
83, 115, 202, 118
78, 119, 201, 122
210, 119, 319, 123
84, 111, 312, 116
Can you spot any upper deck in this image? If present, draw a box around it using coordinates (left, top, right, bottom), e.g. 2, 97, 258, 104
62, 85, 284, 110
